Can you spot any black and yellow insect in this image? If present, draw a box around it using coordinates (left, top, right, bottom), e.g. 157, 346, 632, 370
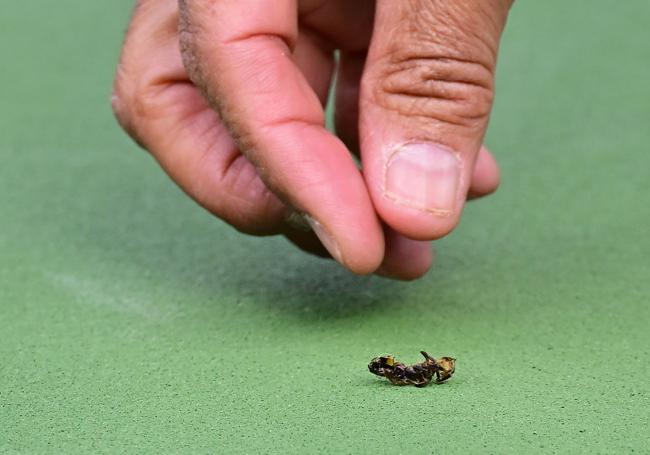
368, 351, 456, 387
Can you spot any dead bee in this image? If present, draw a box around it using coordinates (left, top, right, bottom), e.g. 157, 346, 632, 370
368, 351, 456, 387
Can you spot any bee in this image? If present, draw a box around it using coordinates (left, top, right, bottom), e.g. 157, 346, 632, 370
368, 351, 456, 387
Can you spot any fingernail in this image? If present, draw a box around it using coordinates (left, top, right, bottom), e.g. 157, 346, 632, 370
304, 215, 344, 265
383, 143, 461, 215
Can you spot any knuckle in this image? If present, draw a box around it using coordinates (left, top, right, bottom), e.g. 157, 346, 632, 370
111, 65, 164, 150
111, 71, 134, 135
372, 51, 495, 128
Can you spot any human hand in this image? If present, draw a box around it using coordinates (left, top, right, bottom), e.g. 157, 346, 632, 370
112, 0, 512, 279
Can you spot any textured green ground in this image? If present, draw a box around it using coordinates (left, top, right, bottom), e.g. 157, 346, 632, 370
1, 1, 649, 453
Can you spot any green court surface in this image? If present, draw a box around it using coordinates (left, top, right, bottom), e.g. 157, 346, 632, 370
1, 1, 649, 453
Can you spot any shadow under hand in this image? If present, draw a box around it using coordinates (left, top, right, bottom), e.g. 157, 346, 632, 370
215, 244, 410, 322
76, 203, 413, 323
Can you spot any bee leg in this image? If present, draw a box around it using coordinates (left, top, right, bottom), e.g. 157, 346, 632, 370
413, 380, 429, 388
420, 351, 435, 362
370, 365, 389, 379
384, 373, 403, 386
434, 372, 449, 384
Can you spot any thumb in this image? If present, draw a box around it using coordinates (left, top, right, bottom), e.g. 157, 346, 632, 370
360, 0, 512, 239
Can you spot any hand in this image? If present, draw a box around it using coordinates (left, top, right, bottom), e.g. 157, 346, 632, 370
112, 0, 511, 279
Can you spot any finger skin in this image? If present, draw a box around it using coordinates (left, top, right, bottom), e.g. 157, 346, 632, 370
112, 1, 350, 238
333, 58, 501, 198
114, 1, 392, 276
113, 0, 290, 235
179, 0, 384, 274
114, 0, 501, 279
360, 0, 512, 240
376, 228, 433, 280
468, 145, 500, 199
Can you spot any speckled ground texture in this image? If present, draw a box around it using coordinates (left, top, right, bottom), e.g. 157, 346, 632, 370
1, 1, 649, 453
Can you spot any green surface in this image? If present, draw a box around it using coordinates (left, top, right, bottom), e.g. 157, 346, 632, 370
1, 1, 649, 453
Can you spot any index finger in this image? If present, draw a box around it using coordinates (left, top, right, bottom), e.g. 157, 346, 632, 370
179, 0, 383, 274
